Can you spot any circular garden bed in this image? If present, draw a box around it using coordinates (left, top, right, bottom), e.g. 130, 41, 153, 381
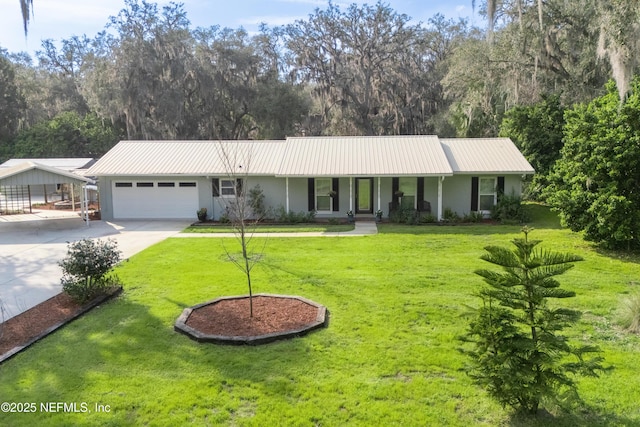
174, 294, 328, 345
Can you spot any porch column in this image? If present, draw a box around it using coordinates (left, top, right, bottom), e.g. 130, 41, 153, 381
285, 177, 290, 213
437, 176, 444, 221
377, 176, 381, 211
349, 177, 353, 211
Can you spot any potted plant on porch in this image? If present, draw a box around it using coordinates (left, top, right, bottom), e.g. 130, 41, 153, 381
346, 210, 355, 223
197, 207, 208, 222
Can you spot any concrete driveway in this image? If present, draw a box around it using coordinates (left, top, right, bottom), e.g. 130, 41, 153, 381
0, 215, 190, 320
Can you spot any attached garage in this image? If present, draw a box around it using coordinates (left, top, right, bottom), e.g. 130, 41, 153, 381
112, 180, 198, 219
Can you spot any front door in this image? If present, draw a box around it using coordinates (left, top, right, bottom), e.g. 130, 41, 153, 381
355, 178, 373, 214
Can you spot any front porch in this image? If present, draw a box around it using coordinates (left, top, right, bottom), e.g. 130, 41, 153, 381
284, 176, 447, 221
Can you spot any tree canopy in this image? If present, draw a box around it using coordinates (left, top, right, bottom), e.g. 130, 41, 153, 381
2, 0, 640, 179
546, 78, 640, 250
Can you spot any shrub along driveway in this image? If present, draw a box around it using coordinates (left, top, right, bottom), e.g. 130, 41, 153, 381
0, 217, 189, 320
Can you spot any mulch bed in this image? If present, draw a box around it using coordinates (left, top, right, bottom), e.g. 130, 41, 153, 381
185, 295, 320, 337
0, 288, 121, 363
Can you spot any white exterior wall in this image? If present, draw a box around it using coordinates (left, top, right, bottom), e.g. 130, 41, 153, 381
442, 174, 524, 216
97, 174, 524, 221
503, 175, 523, 198
209, 176, 286, 220
442, 176, 472, 215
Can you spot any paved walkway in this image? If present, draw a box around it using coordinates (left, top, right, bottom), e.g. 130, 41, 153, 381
173, 221, 379, 238
0, 208, 83, 222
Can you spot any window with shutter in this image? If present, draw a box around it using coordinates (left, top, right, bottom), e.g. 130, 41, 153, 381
479, 177, 497, 211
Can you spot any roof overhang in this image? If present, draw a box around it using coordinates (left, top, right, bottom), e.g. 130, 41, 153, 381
0, 161, 93, 186
275, 173, 455, 178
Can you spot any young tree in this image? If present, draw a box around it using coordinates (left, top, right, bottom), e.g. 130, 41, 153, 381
216, 143, 266, 318
462, 227, 604, 415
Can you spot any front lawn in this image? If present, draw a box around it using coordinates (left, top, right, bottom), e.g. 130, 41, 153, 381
2, 208, 640, 426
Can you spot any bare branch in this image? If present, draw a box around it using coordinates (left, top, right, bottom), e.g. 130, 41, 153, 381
215, 141, 267, 318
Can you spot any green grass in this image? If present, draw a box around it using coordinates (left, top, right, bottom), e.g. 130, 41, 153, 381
183, 223, 355, 233
2, 206, 640, 426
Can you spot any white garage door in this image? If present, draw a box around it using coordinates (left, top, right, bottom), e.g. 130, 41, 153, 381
112, 180, 199, 219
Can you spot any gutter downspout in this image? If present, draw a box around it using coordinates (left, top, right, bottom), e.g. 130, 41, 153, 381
438, 176, 444, 221
349, 177, 353, 212
377, 176, 381, 213
285, 177, 290, 213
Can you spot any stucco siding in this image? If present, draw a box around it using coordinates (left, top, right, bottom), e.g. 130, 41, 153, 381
98, 177, 115, 220
208, 176, 287, 220
442, 174, 524, 216
442, 176, 472, 215
503, 175, 523, 198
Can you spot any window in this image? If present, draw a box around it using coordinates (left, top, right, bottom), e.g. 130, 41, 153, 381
315, 178, 332, 211
221, 180, 236, 196
179, 182, 196, 187
158, 182, 175, 188
398, 177, 416, 196
479, 177, 497, 211
136, 182, 154, 187
398, 177, 416, 209
115, 182, 132, 188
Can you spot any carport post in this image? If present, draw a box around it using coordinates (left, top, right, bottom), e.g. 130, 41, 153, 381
83, 184, 89, 226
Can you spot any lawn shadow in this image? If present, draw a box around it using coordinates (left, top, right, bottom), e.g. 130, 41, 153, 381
0, 296, 178, 399
181, 320, 322, 391
594, 245, 640, 266
506, 404, 640, 427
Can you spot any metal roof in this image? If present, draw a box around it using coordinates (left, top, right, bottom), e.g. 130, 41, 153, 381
86, 137, 534, 177
277, 136, 453, 177
0, 158, 95, 171
85, 140, 287, 176
440, 138, 535, 174
0, 161, 93, 185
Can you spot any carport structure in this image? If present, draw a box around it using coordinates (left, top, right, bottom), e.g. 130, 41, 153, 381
0, 161, 93, 223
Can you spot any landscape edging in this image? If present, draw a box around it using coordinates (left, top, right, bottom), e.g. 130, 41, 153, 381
0, 287, 123, 365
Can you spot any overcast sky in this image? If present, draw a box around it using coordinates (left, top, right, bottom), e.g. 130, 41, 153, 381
0, 0, 480, 58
